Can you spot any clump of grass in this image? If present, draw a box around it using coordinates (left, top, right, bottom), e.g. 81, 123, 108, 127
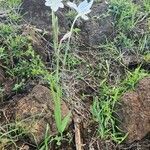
143, 0, 150, 14
0, 24, 46, 89
105, 0, 150, 57
109, 0, 139, 31
92, 67, 149, 143
0, 121, 28, 149
0, 20, 68, 148
0, 0, 22, 22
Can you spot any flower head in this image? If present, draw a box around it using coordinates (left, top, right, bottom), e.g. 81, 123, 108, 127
45, 0, 64, 12
67, 0, 94, 20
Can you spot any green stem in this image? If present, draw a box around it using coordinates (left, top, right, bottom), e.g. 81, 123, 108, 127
63, 15, 79, 68
52, 11, 58, 52
52, 11, 60, 83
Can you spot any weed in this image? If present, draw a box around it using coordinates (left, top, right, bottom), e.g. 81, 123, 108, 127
92, 82, 126, 143
143, 0, 150, 14
138, 34, 150, 53
123, 67, 149, 90
99, 30, 149, 57
38, 124, 52, 150
66, 53, 82, 70
65, 9, 77, 22
0, 0, 22, 22
109, 0, 139, 31
0, 24, 14, 37
0, 23, 46, 80
12, 80, 25, 92
0, 122, 28, 149
5, 0, 22, 8
0, 86, 4, 102
49, 76, 71, 135
144, 53, 150, 62
115, 33, 135, 52
92, 67, 149, 143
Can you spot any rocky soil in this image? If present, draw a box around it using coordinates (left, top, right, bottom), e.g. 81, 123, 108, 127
117, 77, 150, 143
0, 85, 70, 145
0, 0, 149, 149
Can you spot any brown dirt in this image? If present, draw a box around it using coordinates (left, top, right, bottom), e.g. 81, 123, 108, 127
0, 85, 71, 146
21, 24, 52, 64
80, 1, 114, 47
117, 77, 150, 143
0, 0, 150, 149
0, 67, 5, 84
21, 0, 68, 31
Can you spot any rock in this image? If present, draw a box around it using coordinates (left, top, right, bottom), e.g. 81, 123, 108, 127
21, 0, 114, 47
21, 25, 52, 63
21, 0, 68, 31
117, 77, 150, 143
21, 0, 51, 29
137, 77, 150, 109
80, 2, 114, 47
0, 85, 71, 144
121, 54, 143, 67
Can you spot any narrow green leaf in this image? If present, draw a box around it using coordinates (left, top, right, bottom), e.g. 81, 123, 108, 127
60, 112, 71, 133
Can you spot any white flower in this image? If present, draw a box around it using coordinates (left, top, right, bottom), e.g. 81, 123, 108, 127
45, 0, 64, 12
67, 0, 94, 20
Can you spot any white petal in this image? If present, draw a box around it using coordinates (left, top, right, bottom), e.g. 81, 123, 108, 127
45, 0, 64, 11
83, 9, 91, 15
67, 2, 78, 10
59, 2, 64, 8
88, 0, 94, 8
45, 1, 51, 7
78, 0, 88, 10
78, 0, 94, 13
81, 14, 89, 20
51, 5, 59, 12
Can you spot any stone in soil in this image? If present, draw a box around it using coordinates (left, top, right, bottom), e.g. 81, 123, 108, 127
21, 0, 114, 47
0, 85, 71, 144
79, 1, 114, 47
117, 77, 150, 143
21, 25, 52, 63
121, 54, 143, 67
21, 0, 68, 31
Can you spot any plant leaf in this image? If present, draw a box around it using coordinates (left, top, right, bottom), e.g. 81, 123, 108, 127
60, 112, 71, 133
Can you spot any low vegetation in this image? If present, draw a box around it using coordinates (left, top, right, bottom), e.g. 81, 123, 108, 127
0, 0, 149, 149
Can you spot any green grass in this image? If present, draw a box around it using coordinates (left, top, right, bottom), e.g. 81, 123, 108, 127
0, 16, 69, 150
0, 24, 46, 86
0, 0, 72, 147
98, 0, 150, 58
0, 121, 28, 149
0, 0, 22, 22
0, 0, 150, 148
143, 0, 150, 14
92, 67, 149, 143
109, 0, 139, 31
108, 0, 150, 36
